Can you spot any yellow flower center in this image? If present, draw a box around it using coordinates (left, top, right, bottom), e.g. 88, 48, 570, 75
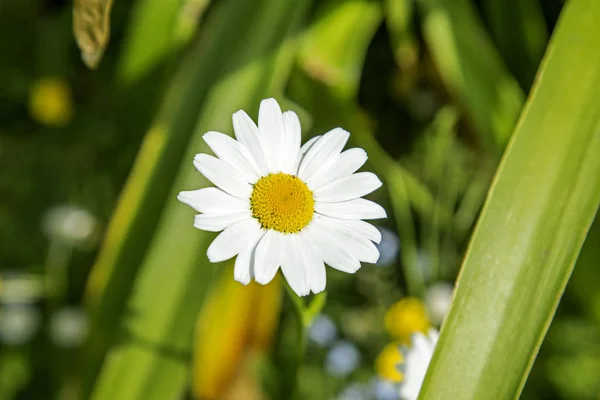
384, 297, 431, 345
250, 173, 314, 233
375, 342, 405, 382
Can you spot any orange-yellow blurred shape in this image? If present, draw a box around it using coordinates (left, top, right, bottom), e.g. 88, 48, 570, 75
384, 297, 430, 345
192, 266, 282, 400
29, 78, 73, 127
375, 342, 404, 382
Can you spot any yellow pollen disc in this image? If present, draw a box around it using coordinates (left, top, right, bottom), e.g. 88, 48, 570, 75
250, 173, 314, 233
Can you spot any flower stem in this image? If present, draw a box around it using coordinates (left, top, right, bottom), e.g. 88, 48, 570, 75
283, 282, 327, 396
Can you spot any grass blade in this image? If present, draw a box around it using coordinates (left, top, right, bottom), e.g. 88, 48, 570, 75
483, 0, 548, 89
420, 1, 600, 397
418, 0, 525, 154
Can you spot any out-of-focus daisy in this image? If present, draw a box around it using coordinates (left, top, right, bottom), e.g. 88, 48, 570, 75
385, 297, 430, 344
325, 340, 361, 377
398, 328, 439, 400
29, 77, 73, 127
178, 98, 386, 296
375, 341, 404, 382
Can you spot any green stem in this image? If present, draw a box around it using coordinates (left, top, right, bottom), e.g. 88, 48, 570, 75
283, 281, 327, 396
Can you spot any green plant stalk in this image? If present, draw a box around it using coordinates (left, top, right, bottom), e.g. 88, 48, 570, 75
88, 1, 313, 399
418, 0, 525, 154
419, 0, 600, 398
283, 282, 327, 394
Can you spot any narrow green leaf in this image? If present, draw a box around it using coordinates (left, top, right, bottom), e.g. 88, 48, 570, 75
117, 0, 211, 84
89, 1, 312, 399
418, 0, 525, 154
384, 0, 418, 71
483, 0, 548, 89
420, 1, 600, 398
298, 0, 382, 100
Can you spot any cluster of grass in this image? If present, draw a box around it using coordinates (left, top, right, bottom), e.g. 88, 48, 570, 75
0, 0, 599, 399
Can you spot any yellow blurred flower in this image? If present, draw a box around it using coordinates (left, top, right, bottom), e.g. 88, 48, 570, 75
375, 342, 404, 382
384, 297, 430, 344
29, 77, 73, 127
192, 264, 282, 400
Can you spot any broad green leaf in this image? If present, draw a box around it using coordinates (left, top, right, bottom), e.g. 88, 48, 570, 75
420, 1, 600, 398
483, 0, 548, 89
418, 0, 525, 154
89, 1, 312, 399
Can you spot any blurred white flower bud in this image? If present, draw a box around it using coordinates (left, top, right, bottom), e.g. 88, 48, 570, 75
0, 273, 45, 304
0, 305, 41, 345
49, 307, 89, 348
42, 205, 98, 248
424, 282, 454, 326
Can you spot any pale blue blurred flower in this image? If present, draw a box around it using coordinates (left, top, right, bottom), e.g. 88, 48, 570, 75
371, 378, 399, 400
338, 383, 370, 400
309, 314, 337, 347
326, 340, 361, 377
376, 227, 400, 267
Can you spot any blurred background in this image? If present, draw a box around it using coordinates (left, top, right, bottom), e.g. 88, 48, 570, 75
0, 0, 599, 399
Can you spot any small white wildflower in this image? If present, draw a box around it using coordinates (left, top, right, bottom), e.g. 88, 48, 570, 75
178, 98, 386, 296
398, 329, 439, 400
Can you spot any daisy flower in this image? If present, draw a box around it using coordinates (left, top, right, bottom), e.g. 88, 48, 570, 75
177, 98, 386, 296
398, 328, 439, 400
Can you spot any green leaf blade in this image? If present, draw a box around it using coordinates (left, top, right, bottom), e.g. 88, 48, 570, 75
420, 0, 600, 398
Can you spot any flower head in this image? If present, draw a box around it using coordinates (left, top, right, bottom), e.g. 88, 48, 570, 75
29, 77, 73, 127
398, 328, 439, 400
385, 297, 430, 344
375, 341, 404, 382
178, 98, 386, 296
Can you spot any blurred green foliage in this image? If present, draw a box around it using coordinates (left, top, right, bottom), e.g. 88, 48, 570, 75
1, 0, 598, 399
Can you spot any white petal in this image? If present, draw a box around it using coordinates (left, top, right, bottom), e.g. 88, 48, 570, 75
307, 148, 367, 189
280, 111, 301, 174
315, 198, 387, 220
177, 188, 249, 213
314, 172, 382, 202
203, 131, 260, 183
313, 216, 379, 263
206, 218, 262, 263
300, 135, 321, 155
330, 218, 382, 244
303, 224, 361, 273
258, 98, 285, 172
193, 154, 252, 199
280, 234, 310, 296
193, 211, 251, 232
298, 128, 349, 182
234, 231, 265, 285
295, 135, 321, 171
232, 110, 269, 175
299, 232, 326, 294
254, 229, 282, 285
